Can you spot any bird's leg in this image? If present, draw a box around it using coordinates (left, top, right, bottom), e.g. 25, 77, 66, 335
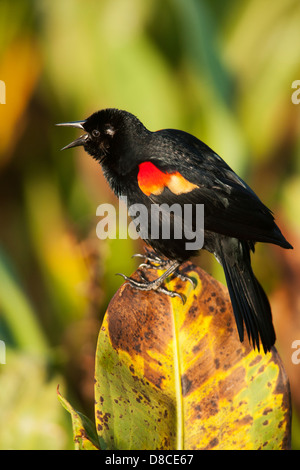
133, 252, 195, 287
119, 248, 196, 301
117, 260, 185, 301
131, 251, 171, 270
136, 259, 195, 288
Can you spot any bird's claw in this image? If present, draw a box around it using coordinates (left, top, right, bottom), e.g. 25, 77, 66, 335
173, 270, 196, 288
116, 271, 185, 303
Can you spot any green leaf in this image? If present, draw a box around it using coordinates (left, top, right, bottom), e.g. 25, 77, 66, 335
57, 386, 100, 450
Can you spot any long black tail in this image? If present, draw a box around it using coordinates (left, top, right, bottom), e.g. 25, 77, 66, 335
217, 238, 276, 353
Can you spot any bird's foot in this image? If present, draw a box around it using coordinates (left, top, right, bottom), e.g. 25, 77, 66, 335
117, 259, 185, 302
117, 271, 184, 301
118, 252, 196, 302
132, 250, 196, 288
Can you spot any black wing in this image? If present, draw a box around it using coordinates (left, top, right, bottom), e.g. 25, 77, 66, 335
150, 129, 292, 249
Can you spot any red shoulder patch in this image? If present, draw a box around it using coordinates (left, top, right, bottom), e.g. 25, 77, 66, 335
137, 162, 169, 196
137, 162, 198, 196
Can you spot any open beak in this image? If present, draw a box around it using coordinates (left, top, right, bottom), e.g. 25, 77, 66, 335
56, 120, 89, 150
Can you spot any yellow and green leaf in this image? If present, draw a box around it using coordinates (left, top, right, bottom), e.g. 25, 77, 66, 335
94, 263, 291, 450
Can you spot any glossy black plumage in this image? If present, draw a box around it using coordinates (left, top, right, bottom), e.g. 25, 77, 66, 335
58, 108, 293, 353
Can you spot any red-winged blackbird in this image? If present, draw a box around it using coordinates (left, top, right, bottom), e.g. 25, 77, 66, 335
58, 108, 292, 353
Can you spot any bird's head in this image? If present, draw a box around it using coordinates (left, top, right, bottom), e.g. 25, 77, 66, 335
57, 108, 149, 171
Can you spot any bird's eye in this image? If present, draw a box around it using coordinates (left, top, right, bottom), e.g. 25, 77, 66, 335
92, 129, 100, 138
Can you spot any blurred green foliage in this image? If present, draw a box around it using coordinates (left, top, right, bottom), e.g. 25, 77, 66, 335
0, 0, 299, 449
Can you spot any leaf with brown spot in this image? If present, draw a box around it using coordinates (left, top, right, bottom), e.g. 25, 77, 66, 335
94, 262, 291, 450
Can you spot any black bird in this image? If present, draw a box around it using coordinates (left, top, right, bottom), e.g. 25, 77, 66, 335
58, 108, 292, 353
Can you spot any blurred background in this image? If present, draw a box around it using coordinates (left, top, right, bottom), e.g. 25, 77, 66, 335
0, 0, 299, 449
